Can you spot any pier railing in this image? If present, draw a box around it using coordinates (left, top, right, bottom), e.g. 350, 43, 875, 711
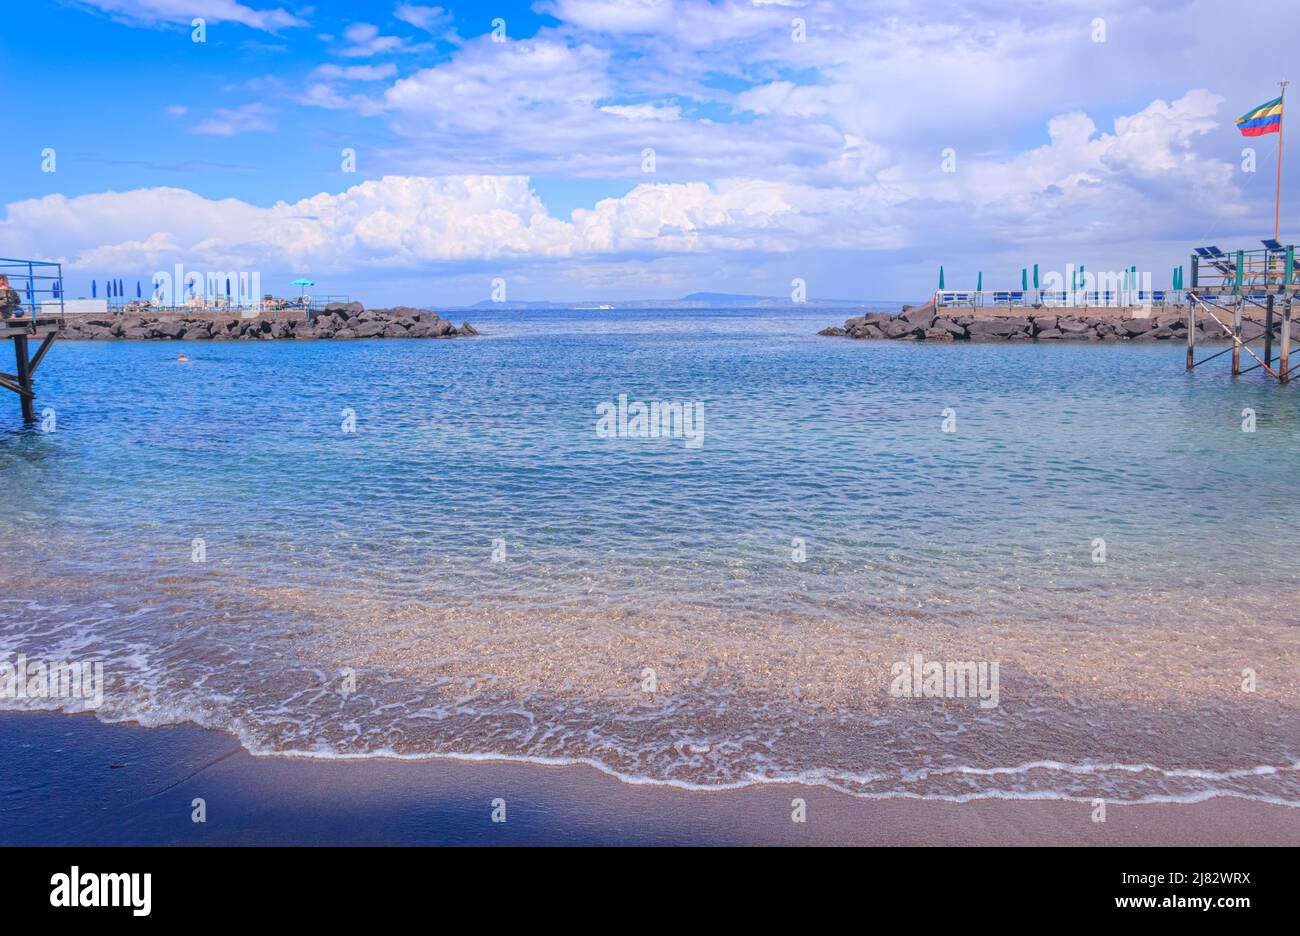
74, 293, 352, 318
935, 289, 1185, 310
1, 257, 64, 329
1190, 244, 1298, 296
305, 295, 351, 312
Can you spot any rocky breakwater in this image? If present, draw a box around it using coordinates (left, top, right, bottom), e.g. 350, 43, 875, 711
818, 302, 1237, 343
59, 302, 479, 341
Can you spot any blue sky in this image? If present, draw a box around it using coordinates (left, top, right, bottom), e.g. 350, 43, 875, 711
0, 0, 1296, 306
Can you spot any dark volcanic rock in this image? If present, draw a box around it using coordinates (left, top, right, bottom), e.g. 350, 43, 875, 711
931, 317, 965, 338
60, 304, 475, 341
325, 301, 363, 318
882, 317, 920, 339
967, 318, 1027, 339
900, 302, 937, 329
1057, 317, 1092, 334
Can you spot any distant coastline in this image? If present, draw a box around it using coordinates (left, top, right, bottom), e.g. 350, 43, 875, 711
453, 291, 906, 311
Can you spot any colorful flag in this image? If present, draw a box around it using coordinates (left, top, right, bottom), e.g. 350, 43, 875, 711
1236, 96, 1283, 137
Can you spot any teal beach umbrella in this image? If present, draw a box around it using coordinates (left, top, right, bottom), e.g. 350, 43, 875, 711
938, 266, 945, 290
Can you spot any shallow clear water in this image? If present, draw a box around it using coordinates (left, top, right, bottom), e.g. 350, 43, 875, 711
2, 307, 1298, 803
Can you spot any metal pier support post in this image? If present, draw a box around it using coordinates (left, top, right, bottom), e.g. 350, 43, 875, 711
1264, 295, 1275, 372
1282, 299, 1293, 384
1186, 301, 1195, 369
13, 333, 35, 423
1232, 300, 1242, 375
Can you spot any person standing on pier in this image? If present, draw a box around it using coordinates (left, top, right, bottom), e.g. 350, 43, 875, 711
0, 274, 21, 320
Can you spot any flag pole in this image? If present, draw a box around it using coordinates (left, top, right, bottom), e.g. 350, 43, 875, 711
1277, 79, 1288, 241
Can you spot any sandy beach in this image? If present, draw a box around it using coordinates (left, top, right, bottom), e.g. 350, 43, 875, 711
2, 711, 1295, 846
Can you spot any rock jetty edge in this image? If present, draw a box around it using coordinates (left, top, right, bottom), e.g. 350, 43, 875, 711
57, 302, 479, 341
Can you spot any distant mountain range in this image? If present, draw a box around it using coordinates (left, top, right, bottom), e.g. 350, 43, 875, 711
457, 292, 904, 310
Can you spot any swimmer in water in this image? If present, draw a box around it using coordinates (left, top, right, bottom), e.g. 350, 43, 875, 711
176, 353, 189, 362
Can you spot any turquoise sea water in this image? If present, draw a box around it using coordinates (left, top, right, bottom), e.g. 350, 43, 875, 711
1, 307, 1298, 803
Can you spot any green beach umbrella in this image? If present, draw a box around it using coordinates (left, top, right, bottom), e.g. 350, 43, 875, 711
291, 277, 315, 298
977, 271, 982, 291
1033, 264, 1039, 289
939, 266, 945, 290
1021, 268, 1028, 291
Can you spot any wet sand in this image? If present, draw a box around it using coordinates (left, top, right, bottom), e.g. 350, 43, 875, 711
2, 711, 1295, 846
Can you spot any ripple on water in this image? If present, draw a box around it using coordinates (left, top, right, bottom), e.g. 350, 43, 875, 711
1, 308, 1298, 802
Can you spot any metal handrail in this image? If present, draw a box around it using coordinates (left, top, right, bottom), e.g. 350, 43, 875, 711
0, 257, 64, 330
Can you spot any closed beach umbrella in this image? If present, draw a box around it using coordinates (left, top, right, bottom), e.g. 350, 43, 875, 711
938, 266, 945, 290
976, 271, 982, 291
1033, 263, 1039, 289
137, 281, 142, 298
91, 279, 97, 298
1021, 268, 1028, 290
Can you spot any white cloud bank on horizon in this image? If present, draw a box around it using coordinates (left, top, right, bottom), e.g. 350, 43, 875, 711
0, 90, 1246, 283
